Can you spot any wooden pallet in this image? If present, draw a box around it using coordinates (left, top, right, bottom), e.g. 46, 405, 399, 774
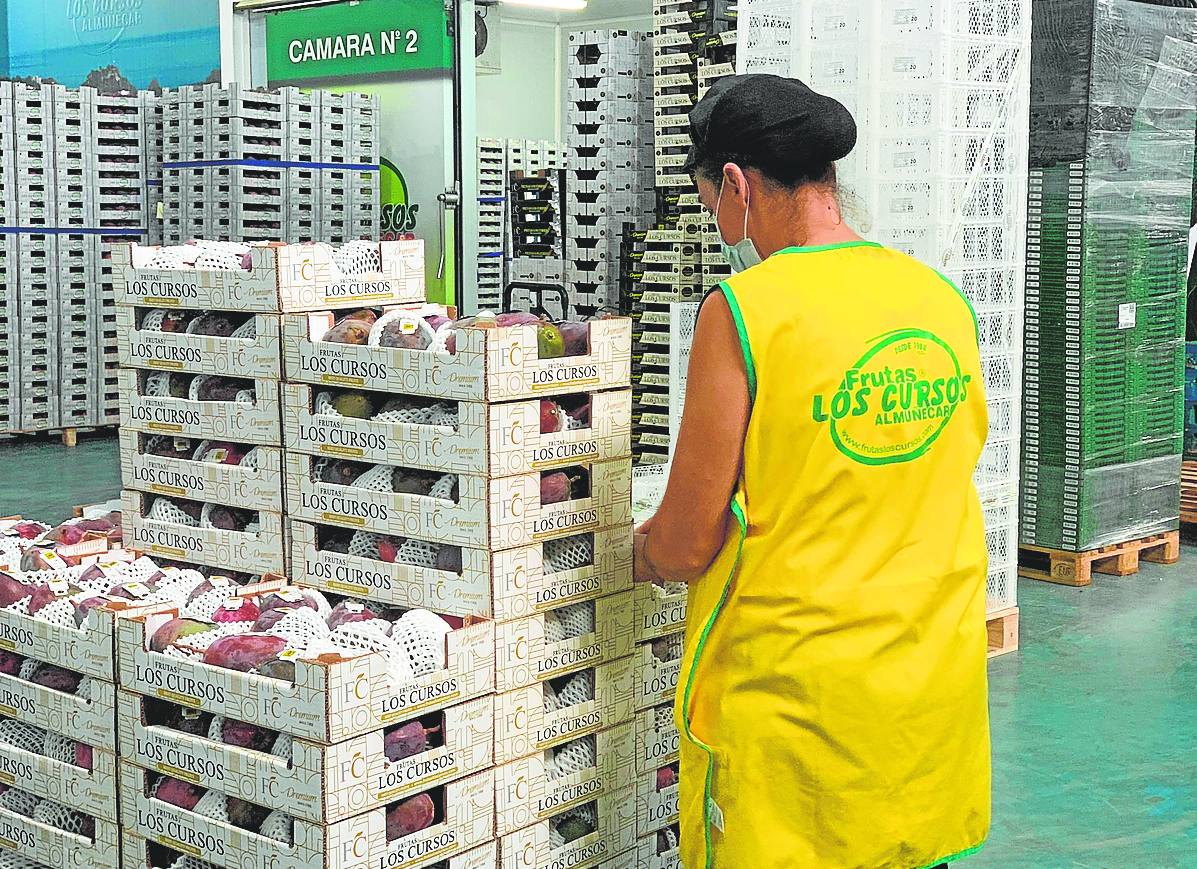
1180, 460, 1197, 525
0, 425, 112, 447
1018, 531, 1181, 587
986, 607, 1019, 659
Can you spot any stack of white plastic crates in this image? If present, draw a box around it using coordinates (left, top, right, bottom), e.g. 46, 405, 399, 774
738, 0, 1030, 628
140, 92, 164, 246
477, 137, 507, 311
94, 92, 151, 426
12, 83, 62, 432
161, 84, 379, 246
564, 30, 656, 314
0, 82, 16, 431
318, 90, 381, 242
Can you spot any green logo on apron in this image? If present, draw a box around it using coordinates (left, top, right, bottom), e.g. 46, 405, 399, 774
812, 328, 972, 465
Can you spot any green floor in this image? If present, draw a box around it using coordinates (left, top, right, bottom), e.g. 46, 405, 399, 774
2, 434, 1195, 865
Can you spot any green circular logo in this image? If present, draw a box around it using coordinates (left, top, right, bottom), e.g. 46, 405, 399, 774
814, 328, 973, 466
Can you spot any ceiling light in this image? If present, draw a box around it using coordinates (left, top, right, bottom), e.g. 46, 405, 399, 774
500, 0, 588, 11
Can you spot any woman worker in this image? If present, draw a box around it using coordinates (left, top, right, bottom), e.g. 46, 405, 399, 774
633, 74, 991, 868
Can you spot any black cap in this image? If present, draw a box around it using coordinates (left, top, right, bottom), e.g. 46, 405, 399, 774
684, 74, 857, 177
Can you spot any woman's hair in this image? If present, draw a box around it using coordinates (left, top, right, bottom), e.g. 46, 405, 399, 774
690, 151, 837, 191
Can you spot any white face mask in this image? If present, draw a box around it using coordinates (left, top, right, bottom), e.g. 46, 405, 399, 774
715, 176, 762, 273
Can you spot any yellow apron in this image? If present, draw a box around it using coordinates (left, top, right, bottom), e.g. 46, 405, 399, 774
677, 241, 991, 869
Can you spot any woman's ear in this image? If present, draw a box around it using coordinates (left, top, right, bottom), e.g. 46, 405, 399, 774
722, 163, 749, 203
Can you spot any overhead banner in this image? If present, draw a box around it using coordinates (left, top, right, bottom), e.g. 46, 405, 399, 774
1, 1, 221, 88
264, 0, 452, 84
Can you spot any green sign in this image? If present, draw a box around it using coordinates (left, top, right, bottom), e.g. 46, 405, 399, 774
265, 0, 452, 84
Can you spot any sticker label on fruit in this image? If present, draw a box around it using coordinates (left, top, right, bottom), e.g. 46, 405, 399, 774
811, 328, 974, 466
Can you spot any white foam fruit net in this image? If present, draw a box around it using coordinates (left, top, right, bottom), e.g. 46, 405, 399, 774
348, 531, 382, 560
350, 465, 393, 493
231, 318, 257, 340
192, 249, 244, 272
654, 704, 673, 733
43, 731, 80, 765
169, 856, 219, 869
544, 602, 595, 643
373, 398, 458, 428
32, 799, 90, 835
544, 534, 594, 573
332, 240, 380, 276
272, 608, 335, 658
194, 442, 261, 471
193, 790, 230, 823
144, 371, 175, 398
29, 598, 76, 630
391, 610, 451, 677
314, 391, 341, 417
0, 787, 39, 817
271, 732, 294, 760
330, 623, 415, 685
549, 803, 597, 847
149, 498, 198, 527
201, 503, 259, 535
547, 735, 596, 780
0, 720, 47, 754
658, 826, 679, 853
144, 248, 187, 270
397, 538, 440, 569
565, 414, 588, 431
141, 309, 170, 331
0, 854, 47, 868
545, 670, 594, 713
259, 809, 293, 844
427, 474, 457, 501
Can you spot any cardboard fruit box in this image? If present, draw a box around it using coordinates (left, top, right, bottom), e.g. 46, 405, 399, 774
0, 805, 119, 868
633, 582, 687, 644
285, 453, 633, 550
0, 722, 117, 823
114, 240, 425, 313
122, 490, 286, 577
494, 591, 636, 693
117, 690, 494, 826
494, 721, 636, 837
289, 521, 632, 622
116, 305, 283, 379
118, 368, 283, 446
121, 831, 500, 869
282, 380, 632, 476
117, 610, 495, 744
0, 664, 116, 751
493, 657, 637, 766
120, 761, 494, 869
120, 429, 285, 514
636, 762, 680, 836
634, 634, 683, 712
636, 702, 680, 776
282, 309, 632, 402
638, 826, 681, 869
497, 786, 637, 869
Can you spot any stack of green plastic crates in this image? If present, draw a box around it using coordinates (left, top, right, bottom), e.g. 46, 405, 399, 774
1023, 0, 1197, 551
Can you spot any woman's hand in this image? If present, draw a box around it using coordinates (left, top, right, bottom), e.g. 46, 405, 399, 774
633, 533, 661, 585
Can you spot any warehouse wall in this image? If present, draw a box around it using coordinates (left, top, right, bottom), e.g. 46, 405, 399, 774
476, 19, 561, 140
476, 12, 654, 143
